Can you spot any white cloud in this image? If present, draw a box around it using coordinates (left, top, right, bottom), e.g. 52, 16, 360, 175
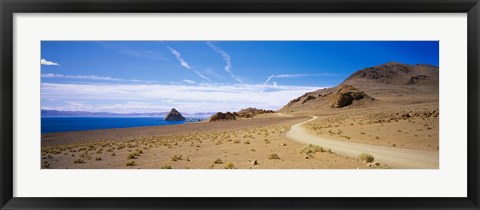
167, 46, 211, 82
40, 59, 60, 66
41, 73, 123, 81
194, 71, 211, 82
120, 49, 167, 60
263, 73, 340, 84
162, 99, 175, 104
206, 42, 242, 83
98, 41, 167, 60
41, 82, 325, 113
42, 101, 167, 114
205, 68, 223, 79
182, 79, 196, 84
41, 73, 155, 83
167, 46, 191, 69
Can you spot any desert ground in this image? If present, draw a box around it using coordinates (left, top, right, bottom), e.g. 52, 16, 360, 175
41, 115, 374, 169
41, 62, 439, 169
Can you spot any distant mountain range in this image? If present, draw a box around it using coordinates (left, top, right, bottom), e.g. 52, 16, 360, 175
41, 110, 216, 117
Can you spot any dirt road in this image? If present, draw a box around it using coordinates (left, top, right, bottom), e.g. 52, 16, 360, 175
285, 116, 439, 169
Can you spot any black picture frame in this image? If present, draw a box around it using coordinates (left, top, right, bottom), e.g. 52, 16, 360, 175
1, 0, 479, 209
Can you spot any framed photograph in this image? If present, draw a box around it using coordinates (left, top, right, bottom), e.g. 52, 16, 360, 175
1, 0, 479, 209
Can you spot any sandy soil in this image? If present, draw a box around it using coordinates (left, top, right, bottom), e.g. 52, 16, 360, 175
302, 102, 439, 151
41, 116, 374, 169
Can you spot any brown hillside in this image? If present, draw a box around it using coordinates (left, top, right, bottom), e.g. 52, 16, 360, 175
280, 84, 375, 112
343, 62, 438, 88
279, 62, 438, 113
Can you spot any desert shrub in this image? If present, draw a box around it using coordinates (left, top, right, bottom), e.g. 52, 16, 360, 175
224, 162, 235, 169
214, 159, 223, 164
126, 161, 136, 166
301, 144, 324, 154
268, 153, 280, 160
171, 155, 183, 161
127, 153, 137, 159
95, 157, 102, 161
359, 153, 374, 163
233, 140, 240, 144
73, 159, 85, 164
244, 140, 250, 144
161, 165, 172, 169
111, 152, 116, 156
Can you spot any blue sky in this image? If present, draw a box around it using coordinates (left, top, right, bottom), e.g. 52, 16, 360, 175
41, 41, 439, 113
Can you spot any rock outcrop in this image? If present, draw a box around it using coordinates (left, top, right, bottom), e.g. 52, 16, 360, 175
407, 75, 430, 85
209, 112, 237, 122
235, 108, 274, 118
209, 108, 274, 122
164, 108, 186, 121
330, 85, 374, 108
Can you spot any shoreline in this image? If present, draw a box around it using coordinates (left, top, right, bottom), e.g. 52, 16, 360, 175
41, 116, 309, 147
41, 115, 209, 134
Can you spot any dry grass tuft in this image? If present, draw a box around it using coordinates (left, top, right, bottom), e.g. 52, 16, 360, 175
359, 153, 375, 163
268, 153, 280, 160
224, 162, 235, 169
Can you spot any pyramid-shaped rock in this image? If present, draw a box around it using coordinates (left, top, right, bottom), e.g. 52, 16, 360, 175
164, 108, 185, 121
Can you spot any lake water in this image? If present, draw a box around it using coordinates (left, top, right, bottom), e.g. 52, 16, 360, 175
41, 116, 207, 134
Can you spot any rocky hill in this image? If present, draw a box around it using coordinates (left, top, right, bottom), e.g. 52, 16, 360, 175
164, 108, 186, 121
209, 108, 274, 122
236, 108, 275, 118
209, 112, 238, 122
342, 62, 438, 88
279, 62, 438, 113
